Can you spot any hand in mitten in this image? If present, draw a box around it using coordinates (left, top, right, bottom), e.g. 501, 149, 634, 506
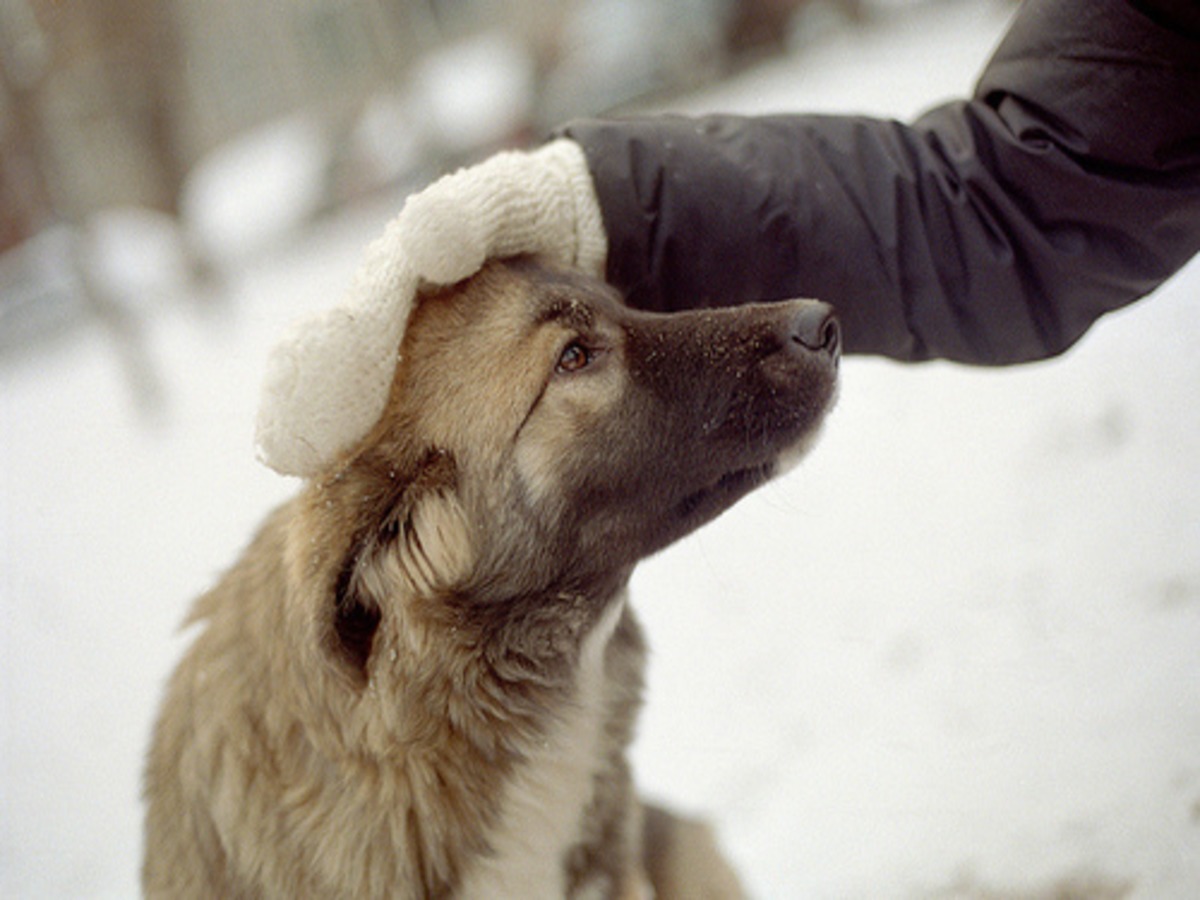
254, 139, 606, 478
394, 138, 607, 285
255, 219, 418, 478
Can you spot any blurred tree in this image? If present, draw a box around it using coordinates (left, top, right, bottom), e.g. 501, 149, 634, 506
0, 0, 55, 252
17, 0, 191, 217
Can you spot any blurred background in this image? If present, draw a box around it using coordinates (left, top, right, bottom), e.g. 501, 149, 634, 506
0, 0, 889, 369
4, 1, 1199, 898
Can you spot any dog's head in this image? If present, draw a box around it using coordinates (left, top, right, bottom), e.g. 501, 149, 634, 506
292, 260, 838, 685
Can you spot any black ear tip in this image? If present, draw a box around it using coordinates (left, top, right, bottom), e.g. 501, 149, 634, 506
334, 595, 381, 686
333, 563, 382, 685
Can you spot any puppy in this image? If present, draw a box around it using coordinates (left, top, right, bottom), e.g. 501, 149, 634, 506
143, 259, 839, 898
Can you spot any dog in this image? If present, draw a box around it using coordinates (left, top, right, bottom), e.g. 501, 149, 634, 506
143, 258, 839, 898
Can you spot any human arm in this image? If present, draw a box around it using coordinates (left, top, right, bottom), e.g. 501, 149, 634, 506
561, 0, 1200, 363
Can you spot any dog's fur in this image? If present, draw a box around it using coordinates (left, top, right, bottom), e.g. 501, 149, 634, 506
143, 259, 839, 898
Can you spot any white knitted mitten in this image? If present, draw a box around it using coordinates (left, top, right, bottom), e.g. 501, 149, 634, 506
255, 219, 418, 477
395, 138, 607, 284
254, 138, 605, 478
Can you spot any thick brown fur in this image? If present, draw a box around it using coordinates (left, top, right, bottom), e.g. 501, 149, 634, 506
143, 259, 839, 898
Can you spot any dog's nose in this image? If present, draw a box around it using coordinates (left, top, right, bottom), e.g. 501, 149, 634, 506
790, 302, 840, 356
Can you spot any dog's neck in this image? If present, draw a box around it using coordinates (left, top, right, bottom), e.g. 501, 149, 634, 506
309, 583, 640, 895
369, 573, 634, 744
455, 595, 632, 898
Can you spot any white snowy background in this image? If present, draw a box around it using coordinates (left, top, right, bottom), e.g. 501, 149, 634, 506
2, 2, 1198, 897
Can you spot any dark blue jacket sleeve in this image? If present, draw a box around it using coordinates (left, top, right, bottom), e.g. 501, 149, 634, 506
561, 0, 1200, 364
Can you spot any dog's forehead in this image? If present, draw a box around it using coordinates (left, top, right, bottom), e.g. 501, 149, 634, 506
523, 269, 622, 329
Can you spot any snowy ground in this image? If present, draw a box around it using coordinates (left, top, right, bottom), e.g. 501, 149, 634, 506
3, 2, 1198, 897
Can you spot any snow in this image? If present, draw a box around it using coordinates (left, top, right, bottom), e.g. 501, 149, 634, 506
2, 2, 1198, 897
183, 115, 332, 265
412, 31, 536, 156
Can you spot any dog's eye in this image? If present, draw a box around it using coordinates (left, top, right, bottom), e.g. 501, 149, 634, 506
556, 342, 591, 374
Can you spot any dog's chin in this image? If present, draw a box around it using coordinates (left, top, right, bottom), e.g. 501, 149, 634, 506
616, 461, 775, 562
774, 418, 831, 478
666, 418, 832, 543
664, 460, 777, 544
772, 383, 839, 477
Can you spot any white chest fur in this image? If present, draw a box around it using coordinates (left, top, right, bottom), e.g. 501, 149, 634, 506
457, 598, 625, 899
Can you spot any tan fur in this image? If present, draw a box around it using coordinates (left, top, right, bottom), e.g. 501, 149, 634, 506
144, 260, 839, 898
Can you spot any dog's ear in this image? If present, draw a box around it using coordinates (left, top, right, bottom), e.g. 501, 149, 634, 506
331, 449, 473, 683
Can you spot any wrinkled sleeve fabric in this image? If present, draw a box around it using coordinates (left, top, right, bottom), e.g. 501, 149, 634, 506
560, 0, 1200, 364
